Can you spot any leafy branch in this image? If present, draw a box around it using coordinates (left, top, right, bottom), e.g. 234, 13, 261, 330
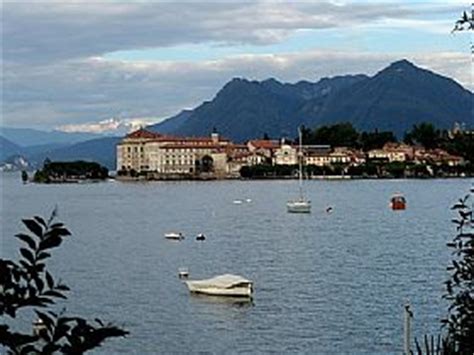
0, 210, 128, 354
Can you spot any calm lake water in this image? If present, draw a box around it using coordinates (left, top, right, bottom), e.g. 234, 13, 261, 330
1, 173, 473, 354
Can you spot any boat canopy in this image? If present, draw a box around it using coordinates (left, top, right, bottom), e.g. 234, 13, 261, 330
391, 194, 406, 203
188, 274, 252, 289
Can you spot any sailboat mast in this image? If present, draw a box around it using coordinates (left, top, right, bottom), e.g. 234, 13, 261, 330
298, 126, 303, 199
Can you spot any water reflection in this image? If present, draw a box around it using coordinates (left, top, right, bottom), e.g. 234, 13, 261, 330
189, 293, 254, 308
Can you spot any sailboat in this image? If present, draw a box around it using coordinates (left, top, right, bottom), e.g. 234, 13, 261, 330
287, 127, 311, 213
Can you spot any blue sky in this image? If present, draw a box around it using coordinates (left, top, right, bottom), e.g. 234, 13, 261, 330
2, 1, 471, 134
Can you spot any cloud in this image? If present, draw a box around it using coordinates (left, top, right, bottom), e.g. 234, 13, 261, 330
2, 1, 432, 65
3, 48, 471, 130
2, 1, 470, 130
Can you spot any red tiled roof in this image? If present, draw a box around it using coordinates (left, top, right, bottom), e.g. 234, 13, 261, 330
126, 129, 164, 139
248, 140, 280, 149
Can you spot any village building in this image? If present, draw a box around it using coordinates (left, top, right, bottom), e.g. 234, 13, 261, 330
273, 143, 298, 165
117, 129, 232, 177
247, 139, 280, 161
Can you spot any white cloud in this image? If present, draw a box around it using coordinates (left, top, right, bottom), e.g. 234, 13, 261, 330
3, 48, 471, 130
2, 1, 470, 130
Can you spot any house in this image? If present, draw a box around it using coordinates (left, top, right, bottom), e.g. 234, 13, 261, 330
247, 139, 280, 160
274, 143, 298, 165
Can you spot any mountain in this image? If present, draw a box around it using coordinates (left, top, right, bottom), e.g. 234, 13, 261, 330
0, 127, 102, 147
0, 136, 23, 160
298, 60, 473, 136
149, 110, 193, 134
150, 74, 367, 141
29, 137, 121, 170
150, 60, 473, 141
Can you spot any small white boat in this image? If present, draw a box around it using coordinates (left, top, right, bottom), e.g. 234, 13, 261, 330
164, 232, 184, 240
184, 274, 253, 297
245, 198, 252, 203
287, 198, 311, 213
233, 199, 243, 204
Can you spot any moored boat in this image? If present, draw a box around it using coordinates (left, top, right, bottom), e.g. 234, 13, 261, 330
391, 194, 406, 210
164, 232, 184, 240
287, 127, 311, 213
184, 274, 253, 297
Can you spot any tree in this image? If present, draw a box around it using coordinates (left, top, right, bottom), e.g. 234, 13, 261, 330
311, 122, 359, 148
0, 210, 128, 353
404, 122, 441, 149
360, 130, 397, 151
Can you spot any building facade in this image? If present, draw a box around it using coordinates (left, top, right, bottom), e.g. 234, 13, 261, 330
117, 129, 231, 176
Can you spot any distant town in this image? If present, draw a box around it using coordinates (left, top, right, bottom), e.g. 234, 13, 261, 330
116, 122, 473, 180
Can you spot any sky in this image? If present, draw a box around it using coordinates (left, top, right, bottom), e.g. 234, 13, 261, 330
1, 0, 472, 134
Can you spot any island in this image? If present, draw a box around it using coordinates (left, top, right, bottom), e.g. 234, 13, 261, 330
33, 159, 109, 183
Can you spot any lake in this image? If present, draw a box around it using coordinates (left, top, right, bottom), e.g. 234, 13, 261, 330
1, 173, 472, 353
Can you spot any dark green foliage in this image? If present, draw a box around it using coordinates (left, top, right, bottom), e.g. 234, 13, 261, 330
300, 123, 398, 151
33, 160, 109, 183
308, 122, 360, 148
360, 130, 397, 151
442, 132, 474, 164
404, 122, 441, 149
443, 194, 474, 353
0, 211, 128, 353
414, 192, 474, 354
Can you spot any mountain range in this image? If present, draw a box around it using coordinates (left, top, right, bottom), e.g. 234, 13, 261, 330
1, 59, 472, 170
149, 59, 473, 141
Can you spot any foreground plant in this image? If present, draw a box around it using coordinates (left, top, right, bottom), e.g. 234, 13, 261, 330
0, 209, 128, 354
414, 190, 474, 355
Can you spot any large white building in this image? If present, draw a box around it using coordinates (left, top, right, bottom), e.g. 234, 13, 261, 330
117, 129, 232, 176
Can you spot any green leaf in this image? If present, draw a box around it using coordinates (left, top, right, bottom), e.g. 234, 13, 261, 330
34, 277, 44, 293
55, 284, 70, 291
45, 271, 54, 289
37, 252, 51, 261
39, 236, 62, 251
20, 248, 35, 264
42, 290, 67, 299
22, 219, 43, 238
47, 227, 71, 238
15, 233, 37, 250
33, 216, 47, 227
20, 259, 32, 270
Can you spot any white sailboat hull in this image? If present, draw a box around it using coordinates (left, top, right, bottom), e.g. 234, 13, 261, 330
287, 200, 311, 213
